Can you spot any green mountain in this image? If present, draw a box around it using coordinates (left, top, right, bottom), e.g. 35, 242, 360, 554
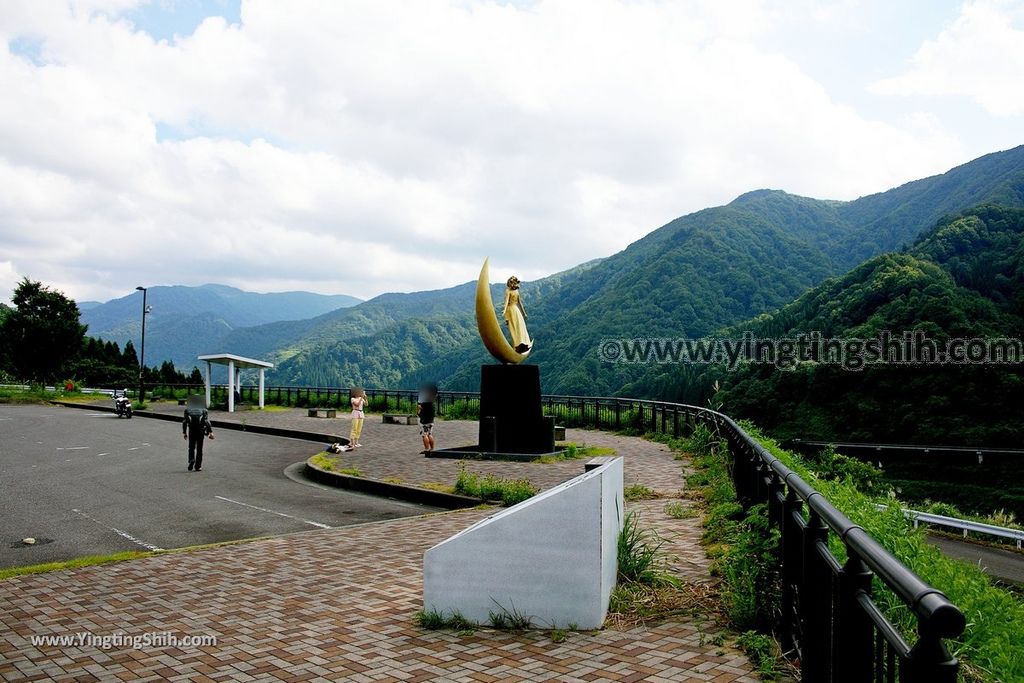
636, 205, 1024, 447
128, 145, 1024, 397
282, 145, 1023, 394
79, 284, 361, 373
247, 259, 606, 387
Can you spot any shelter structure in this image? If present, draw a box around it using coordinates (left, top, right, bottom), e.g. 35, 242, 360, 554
197, 354, 274, 412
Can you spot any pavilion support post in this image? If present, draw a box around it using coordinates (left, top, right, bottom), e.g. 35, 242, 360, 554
205, 362, 212, 408
258, 368, 265, 409
228, 360, 235, 412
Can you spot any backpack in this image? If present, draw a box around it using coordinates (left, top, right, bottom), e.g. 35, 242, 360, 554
185, 408, 209, 434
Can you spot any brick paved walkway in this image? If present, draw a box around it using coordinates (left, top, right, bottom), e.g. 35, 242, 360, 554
2, 402, 760, 681
144, 403, 685, 496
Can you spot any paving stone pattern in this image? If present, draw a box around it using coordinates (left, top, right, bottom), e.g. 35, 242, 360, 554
0, 404, 759, 681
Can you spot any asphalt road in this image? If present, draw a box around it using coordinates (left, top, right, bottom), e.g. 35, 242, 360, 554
0, 404, 437, 569
926, 533, 1024, 586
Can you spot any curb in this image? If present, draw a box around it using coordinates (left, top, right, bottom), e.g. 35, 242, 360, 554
304, 458, 481, 511
50, 401, 342, 444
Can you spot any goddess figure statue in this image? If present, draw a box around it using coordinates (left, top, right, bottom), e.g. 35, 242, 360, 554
502, 276, 531, 353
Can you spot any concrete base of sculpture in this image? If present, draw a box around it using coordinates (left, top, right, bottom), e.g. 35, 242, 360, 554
422, 457, 624, 629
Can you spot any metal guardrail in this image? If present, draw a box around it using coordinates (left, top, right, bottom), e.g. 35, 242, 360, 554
788, 438, 1024, 462
121, 382, 967, 680
877, 504, 1024, 549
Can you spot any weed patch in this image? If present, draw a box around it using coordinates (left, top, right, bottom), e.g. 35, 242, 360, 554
624, 484, 658, 501
663, 501, 698, 520
454, 465, 537, 506
415, 608, 474, 632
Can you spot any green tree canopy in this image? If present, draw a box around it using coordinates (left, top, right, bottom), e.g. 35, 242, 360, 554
1, 278, 87, 383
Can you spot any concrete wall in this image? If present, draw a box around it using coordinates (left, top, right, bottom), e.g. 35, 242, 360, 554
422, 457, 624, 629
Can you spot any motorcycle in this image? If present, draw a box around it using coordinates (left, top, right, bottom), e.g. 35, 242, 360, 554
113, 389, 133, 419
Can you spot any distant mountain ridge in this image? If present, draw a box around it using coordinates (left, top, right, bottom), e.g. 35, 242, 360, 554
82, 145, 1024, 393
79, 284, 361, 372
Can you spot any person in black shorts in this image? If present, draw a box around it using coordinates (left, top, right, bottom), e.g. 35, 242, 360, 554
418, 383, 437, 453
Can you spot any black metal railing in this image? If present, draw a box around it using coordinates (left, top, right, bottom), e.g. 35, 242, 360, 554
133, 382, 965, 679
709, 408, 965, 683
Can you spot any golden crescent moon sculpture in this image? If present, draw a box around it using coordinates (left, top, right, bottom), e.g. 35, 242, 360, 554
475, 258, 531, 364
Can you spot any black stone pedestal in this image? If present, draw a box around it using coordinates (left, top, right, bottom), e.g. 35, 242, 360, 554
426, 364, 558, 461
478, 364, 555, 454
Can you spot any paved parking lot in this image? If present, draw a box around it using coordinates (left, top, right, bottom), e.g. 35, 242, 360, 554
0, 405, 435, 569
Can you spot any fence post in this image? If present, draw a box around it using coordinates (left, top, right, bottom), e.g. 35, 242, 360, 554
754, 456, 769, 504
834, 550, 874, 683
767, 471, 784, 527
801, 511, 832, 682
780, 487, 803, 655
904, 600, 963, 683
615, 401, 622, 430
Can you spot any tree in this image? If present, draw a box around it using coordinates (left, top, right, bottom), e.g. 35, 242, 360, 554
122, 340, 139, 370
0, 302, 12, 377
2, 279, 87, 383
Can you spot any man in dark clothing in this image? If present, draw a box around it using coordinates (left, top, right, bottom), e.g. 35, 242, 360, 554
183, 397, 214, 471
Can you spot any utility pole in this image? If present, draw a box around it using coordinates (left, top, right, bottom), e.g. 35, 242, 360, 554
135, 286, 150, 403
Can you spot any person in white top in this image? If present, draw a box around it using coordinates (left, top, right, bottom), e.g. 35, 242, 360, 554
348, 388, 366, 450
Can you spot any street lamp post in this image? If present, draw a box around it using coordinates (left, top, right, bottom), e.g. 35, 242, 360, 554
136, 286, 150, 403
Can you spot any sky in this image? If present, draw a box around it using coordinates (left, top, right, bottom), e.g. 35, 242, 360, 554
1, 0, 1022, 305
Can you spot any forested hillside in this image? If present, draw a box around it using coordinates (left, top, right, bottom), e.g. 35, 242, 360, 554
87, 146, 1024, 403
633, 205, 1024, 449
283, 145, 1024, 394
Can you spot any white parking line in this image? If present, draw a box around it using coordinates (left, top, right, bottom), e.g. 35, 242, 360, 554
70, 508, 165, 552
57, 446, 90, 451
214, 495, 331, 529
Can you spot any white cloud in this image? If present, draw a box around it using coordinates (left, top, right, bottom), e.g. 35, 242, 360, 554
0, 0, 983, 304
0, 261, 21, 303
871, 0, 1024, 116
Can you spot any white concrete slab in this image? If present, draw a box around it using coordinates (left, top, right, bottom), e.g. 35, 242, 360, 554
423, 457, 624, 629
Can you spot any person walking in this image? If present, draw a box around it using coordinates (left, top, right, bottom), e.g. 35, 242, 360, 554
182, 396, 214, 471
348, 388, 366, 450
418, 383, 437, 453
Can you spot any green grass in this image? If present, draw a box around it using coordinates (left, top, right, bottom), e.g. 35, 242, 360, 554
0, 551, 154, 580
736, 631, 784, 681
420, 481, 456, 493
617, 509, 677, 586
453, 465, 537, 506
679, 422, 1024, 683
488, 599, 533, 630
442, 399, 479, 421
624, 483, 658, 501
537, 443, 616, 463
0, 386, 68, 404
415, 608, 474, 631
310, 452, 339, 471
664, 501, 698, 520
